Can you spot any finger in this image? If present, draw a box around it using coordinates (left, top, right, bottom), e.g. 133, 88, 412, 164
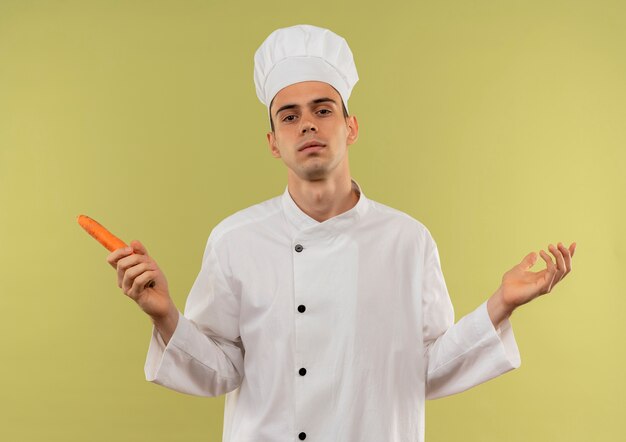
520, 252, 538, 270
123, 261, 154, 288
539, 249, 555, 271
117, 252, 148, 272
130, 240, 149, 256
539, 250, 557, 292
116, 253, 149, 288
128, 270, 158, 298
122, 261, 154, 294
548, 243, 566, 282
569, 242, 576, 258
106, 246, 133, 269
557, 242, 572, 274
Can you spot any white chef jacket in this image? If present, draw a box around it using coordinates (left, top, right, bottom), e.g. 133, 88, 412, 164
145, 179, 521, 442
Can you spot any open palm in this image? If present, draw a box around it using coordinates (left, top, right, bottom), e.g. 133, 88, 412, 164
499, 242, 576, 308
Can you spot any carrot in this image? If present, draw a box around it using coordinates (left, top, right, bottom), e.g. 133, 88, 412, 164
77, 214, 155, 288
77, 215, 128, 252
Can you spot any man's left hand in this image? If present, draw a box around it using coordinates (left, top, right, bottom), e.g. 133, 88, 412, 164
487, 242, 576, 327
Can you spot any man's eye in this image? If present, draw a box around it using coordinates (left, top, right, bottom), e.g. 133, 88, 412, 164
282, 115, 297, 122
317, 109, 332, 115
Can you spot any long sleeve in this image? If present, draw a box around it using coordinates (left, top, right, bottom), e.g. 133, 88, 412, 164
422, 231, 521, 400
144, 236, 244, 397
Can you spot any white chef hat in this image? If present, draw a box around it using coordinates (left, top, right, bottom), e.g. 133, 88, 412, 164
253, 24, 359, 112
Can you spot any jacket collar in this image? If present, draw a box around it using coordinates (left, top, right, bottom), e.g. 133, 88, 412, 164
281, 178, 369, 237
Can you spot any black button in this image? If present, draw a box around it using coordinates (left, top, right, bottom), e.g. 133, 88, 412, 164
299, 367, 307, 376
298, 305, 306, 313
295, 244, 304, 252
299, 432, 307, 440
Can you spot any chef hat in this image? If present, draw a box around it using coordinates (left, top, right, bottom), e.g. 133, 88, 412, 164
254, 24, 359, 112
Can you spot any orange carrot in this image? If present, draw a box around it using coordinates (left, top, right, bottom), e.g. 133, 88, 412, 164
77, 215, 128, 252
77, 214, 155, 288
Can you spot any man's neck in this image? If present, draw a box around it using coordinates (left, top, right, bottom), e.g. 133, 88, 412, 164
287, 174, 359, 223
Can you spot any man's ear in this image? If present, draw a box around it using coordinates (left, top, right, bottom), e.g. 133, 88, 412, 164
346, 115, 359, 145
267, 132, 281, 158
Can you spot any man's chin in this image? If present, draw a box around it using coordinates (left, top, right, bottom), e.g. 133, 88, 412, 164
298, 165, 330, 181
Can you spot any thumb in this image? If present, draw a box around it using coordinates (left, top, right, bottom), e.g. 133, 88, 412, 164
130, 239, 149, 255
520, 251, 537, 270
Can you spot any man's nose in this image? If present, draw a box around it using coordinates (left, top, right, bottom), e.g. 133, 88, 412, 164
300, 118, 317, 133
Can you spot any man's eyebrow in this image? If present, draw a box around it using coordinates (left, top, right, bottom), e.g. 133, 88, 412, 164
274, 97, 338, 117
311, 97, 337, 105
275, 103, 298, 117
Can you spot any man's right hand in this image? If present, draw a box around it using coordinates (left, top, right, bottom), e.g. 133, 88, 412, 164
107, 240, 178, 343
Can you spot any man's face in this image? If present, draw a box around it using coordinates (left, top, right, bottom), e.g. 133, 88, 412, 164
267, 81, 358, 182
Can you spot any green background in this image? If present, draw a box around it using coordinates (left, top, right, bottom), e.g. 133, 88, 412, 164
1, 0, 624, 440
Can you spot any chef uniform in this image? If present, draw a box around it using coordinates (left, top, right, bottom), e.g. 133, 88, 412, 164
144, 25, 521, 442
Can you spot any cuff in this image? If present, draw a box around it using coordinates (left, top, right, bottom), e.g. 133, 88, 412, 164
144, 310, 190, 382
473, 301, 521, 370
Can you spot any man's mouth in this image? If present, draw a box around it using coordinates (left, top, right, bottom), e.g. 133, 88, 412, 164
298, 140, 326, 152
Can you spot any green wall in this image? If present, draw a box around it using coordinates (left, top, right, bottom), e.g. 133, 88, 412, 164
1, 1, 624, 440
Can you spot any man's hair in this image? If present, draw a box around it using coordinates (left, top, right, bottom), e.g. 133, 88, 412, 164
269, 100, 350, 132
